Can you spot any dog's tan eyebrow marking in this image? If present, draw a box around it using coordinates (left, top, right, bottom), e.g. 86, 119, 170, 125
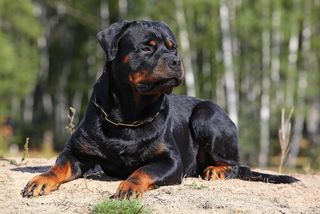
149, 40, 157, 47
123, 54, 130, 64
167, 40, 173, 48
168, 40, 177, 49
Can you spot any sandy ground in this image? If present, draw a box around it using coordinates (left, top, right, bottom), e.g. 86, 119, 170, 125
0, 158, 319, 214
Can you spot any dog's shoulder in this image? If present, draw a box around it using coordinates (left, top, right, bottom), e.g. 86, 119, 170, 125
164, 94, 201, 121
166, 94, 201, 108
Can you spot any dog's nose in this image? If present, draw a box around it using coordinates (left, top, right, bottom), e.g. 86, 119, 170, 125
169, 57, 181, 69
172, 59, 181, 66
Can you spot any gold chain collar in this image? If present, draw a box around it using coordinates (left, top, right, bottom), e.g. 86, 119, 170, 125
92, 99, 160, 127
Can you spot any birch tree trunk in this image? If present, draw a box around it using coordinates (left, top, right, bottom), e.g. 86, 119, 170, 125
285, 0, 300, 108
270, 8, 282, 109
259, 2, 271, 167
216, 75, 226, 109
174, 0, 196, 97
219, 0, 238, 126
289, 0, 312, 167
307, 101, 320, 144
118, 0, 127, 19
100, 0, 110, 29
37, 3, 58, 152
23, 3, 52, 123
96, 0, 110, 81
26, 4, 53, 121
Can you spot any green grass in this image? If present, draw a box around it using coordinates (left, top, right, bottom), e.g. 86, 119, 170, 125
92, 199, 151, 214
185, 180, 207, 190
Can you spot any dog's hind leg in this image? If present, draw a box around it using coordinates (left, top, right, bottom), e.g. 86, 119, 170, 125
190, 101, 240, 180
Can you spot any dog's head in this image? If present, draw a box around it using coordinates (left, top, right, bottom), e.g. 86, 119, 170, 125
97, 20, 184, 95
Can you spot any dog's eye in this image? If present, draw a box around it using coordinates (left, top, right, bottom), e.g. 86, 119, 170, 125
141, 46, 152, 52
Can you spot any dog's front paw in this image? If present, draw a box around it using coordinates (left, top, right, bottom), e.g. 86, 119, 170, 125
21, 174, 60, 198
111, 180, 145, 200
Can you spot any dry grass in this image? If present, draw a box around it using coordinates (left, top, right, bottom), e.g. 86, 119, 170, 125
278, 108, 294, 173
66, 106, 76, 134
0, 137, 29, 166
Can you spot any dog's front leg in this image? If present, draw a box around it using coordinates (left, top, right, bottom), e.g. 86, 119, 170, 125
112, 156, 183, 199
21, 151, 84, 197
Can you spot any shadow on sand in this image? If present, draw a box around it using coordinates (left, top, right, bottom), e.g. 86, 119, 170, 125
11, 166, 51, 173
11, 164, 120, 182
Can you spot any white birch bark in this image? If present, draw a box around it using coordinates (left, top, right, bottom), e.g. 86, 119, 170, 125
100, 0, 109, 28
270, 9, 282, 108
174, 0, 196, 97
119, 0, 127, 19
289, 1, 312, 166
219, 0, 238, 126
23, 3, 53, 123
286, 35, 299, 107
259, 14, 271, 168
72, 91, 83, 118
285, 0, 300, 108
96, 0, 110, 81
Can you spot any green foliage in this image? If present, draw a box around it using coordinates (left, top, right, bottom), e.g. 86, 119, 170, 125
92, 199, 151, 214
0, 0, 41, 115
0, 0, 41, 39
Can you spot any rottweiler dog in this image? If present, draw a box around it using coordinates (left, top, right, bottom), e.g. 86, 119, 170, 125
22, 20, 297, 199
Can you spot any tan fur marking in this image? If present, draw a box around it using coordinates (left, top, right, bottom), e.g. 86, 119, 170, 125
149, 40, 157, 47
24, 161, 72, 197
114, 170, 154, 199
203, 165, 232, 181
167, 40, 173, 49
123, 54, 130, 64
154, 143, 167, 155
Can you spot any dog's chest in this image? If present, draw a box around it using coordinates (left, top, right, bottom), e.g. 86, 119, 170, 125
108, 140, 143, 166
96, 136, 162, 178
101, 129, 162, 166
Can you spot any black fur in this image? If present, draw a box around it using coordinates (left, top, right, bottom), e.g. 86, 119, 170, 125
22, 20, 298, 199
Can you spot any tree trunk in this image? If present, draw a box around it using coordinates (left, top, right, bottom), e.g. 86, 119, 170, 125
270, 8, 282, 109
307, 100, 320, 144
219, 0, 238, 126
259, 3, 271, 167
285, 0, 300, 108
289, 0, 312, 167
100, 0, 110, 28
72, 91, 83, 124
22, 2, 56, 150
174, 0, 196, 97
118, 0, 127, 19
10, 96, 20, 119
23, 92, 34, 123
96, 0, 110, 81
202, 48, 211, 97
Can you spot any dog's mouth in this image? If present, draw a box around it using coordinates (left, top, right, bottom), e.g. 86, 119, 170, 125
136, 77, 181, 94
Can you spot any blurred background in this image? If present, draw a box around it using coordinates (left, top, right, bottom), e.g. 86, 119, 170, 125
0, 0, 319, 171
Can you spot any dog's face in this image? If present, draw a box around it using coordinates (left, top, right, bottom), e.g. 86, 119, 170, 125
97, 20, 184, 95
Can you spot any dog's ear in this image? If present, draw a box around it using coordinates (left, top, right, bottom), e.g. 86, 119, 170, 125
97, 20, 131, 62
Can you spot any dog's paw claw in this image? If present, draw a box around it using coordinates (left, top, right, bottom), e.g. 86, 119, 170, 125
21, 175, 59, 198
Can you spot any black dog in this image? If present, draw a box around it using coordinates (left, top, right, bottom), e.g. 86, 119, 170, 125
22, 20, 297, 199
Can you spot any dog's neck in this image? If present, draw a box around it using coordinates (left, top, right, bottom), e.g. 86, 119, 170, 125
95, 70, 165, 123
